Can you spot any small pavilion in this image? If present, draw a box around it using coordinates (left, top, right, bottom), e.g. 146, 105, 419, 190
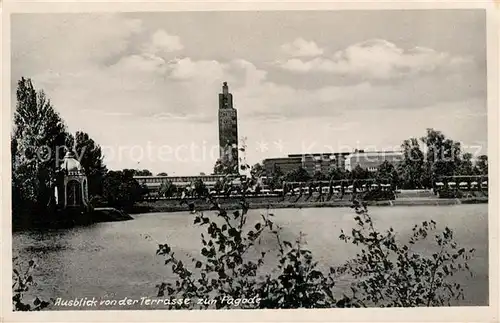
55, 151, 90, 211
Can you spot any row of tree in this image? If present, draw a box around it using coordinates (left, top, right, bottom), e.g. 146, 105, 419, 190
399, 132, 487, 189
256, 129, 488, 190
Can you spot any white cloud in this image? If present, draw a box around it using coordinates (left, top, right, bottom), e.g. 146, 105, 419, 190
142, 29, 184, 55
281, 38, 324, 57
112, 54, 168, 74
12, 14, 143, 74
278, 57, 336, 73
29, 47, 483, 131
12, 16, 486, 174
169, 58, 224, 81
227, 59, 268, 86
278, 39, 474, 79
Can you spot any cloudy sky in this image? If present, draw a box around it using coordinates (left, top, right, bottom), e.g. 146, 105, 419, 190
11, 10, 487, 175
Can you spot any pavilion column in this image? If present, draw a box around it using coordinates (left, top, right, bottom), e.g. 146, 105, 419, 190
63, 177, 68, 208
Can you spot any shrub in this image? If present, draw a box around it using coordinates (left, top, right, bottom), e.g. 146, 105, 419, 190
89, 194, 107, 208
151, 195, 474, 308
12, 258, 51, 311
149, 194, 354, 309
338, 200, 474, 307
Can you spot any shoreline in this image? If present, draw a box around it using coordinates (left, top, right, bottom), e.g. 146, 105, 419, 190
12, 197, 487, 232
132, 197, 488, 214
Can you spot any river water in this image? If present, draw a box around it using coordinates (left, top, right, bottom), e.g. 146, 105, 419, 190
12, 204, 489, 310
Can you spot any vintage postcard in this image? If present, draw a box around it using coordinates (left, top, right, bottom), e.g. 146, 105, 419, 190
1, 1, 499, 322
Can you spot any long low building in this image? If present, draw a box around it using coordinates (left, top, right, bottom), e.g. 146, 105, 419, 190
345, 150, 403, 172
289, 152, 351, 174
263, 152, 352, 176
263, 150, 403, 176
134, 174, 242, 190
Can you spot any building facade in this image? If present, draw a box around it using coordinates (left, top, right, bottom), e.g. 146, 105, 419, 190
263, 153, 350, 176
262, 153, 350, 176
263, 157, 303, 176
288, 153, 350, 174
263, 151, 404, 176
302, 155, 336, 175
218, 82, 239, 174
134, 174, 242, 191
345, 150, 403, 172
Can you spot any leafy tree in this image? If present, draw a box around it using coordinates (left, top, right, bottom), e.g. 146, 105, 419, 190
421, 129, 445, 165
133, 169, 153, 176
11, 77, 71, 216
250, 163, 264, 178
193, 179, 208, 197
269, 165, 284, 190
313, 171, 328, 181
376, 161, 399, 187
439, 139, 461, 175
328, 167, 346, 181
474, 155, 488, 175
213, 158, 238, 175
457, 153, 474, 176
284, 167, 311, 183
351, 165, 369, 180
71, 131, 107, 197
159, 180, 176, 198
399, 138, 425, 189
421, 128, 462, 184
102, 170, 143, 210
157, 172, 169, 176
214, 179, 224, 193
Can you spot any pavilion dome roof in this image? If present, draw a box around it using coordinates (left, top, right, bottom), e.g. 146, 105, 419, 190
60, 151, 84, 173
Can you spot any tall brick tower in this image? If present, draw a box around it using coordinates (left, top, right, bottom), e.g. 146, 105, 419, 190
218, 82, 239, 174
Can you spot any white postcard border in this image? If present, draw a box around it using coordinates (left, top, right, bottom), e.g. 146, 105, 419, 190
1, 1, 499, 322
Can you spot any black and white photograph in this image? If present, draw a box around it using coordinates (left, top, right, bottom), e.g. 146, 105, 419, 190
2, 2, 498, 322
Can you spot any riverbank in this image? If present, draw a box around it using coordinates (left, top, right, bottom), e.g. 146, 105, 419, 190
132, 196, 488, 213
12, 197, 487, 231
12, 207, 133, 232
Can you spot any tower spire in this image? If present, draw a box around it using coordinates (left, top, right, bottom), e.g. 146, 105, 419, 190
219, 81, 233, 110
218, 81, 239, 174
